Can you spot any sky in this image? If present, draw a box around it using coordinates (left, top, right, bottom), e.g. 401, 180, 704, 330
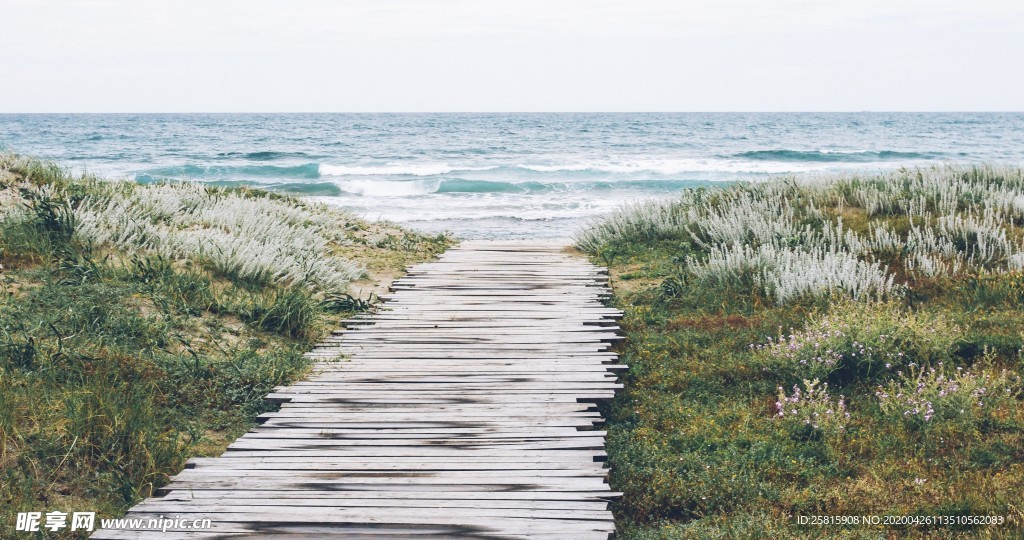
2, 0, 1023, 112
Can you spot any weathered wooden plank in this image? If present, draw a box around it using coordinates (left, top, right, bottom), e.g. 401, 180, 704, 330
171, 470, 610, 482
141, 496, 609, 510
264, 403, 602, 411
221, 439, 607, 450
255, 420, 604, 428
94, 529, 609, 539
160, 478, 611, 491
268, 403, 597, 411
186, 458, 605, 466
125, 505, 615, 522
260, 415, 603, 422
264, 395, 617, 402
238, 431, 607, 441
153, 489, 621, 501
332, 336, 622, 344
206, 450, 609, 460
274, 384, 623, 391
105, 513, 617, 534
334, 325, 621, 332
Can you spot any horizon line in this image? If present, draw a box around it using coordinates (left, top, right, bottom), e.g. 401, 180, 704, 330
2, 110, 1024, 115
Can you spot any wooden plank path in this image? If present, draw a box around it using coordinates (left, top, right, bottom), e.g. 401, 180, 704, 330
93, 240, 623, 539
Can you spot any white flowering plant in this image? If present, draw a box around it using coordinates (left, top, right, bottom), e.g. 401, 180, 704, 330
70, 182, 365, 293
577, 165, 1024, 305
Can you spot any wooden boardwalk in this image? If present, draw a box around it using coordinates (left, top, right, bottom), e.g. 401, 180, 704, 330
94, 241, 623, 539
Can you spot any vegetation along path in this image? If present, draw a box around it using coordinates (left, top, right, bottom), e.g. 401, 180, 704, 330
93, 240, 624, 539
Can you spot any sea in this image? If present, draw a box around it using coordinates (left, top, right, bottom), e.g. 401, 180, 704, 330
2, 113, 1023, 239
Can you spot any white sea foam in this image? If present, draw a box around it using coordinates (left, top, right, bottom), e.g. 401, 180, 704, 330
311, 189, 633, 224
320, 163, 495, 176
312, 154, 931, 180
321, 159, 866, 178
334, 178, 441, 196
515, 158, 859, 175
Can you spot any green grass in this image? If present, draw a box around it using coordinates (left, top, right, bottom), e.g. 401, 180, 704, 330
0, 154, 451, 537
580, 168, 1024, 538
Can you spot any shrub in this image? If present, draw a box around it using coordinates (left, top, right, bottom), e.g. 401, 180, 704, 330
20, 185, 77, 247
1, 185, 77, 264
213, 349, 310, 418
577, 165, 1024, 303
246, 287, 323, 340
753, 302, 961, 383
775, 378, 850, 437
73, 181, 364, 292
691, 244, 899, 304
875, 362, 1022, 429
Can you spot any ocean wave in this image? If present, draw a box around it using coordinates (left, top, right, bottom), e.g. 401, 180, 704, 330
314, 196, 627, 224
333, 178, 541, 196
139, 157, 926, 184
518, 164, 595, 173
332, 178, 713, 197
514, 158, 837, 175
437, 179, 533, 194
134, 153, 939, 188
216, 150, 320, 160
436, 179, 662, 194
140, 163, 321, 180
320, 163, 496, 177
732, 149, 941, 163
334, 178, 442, 197
133, 178, 345, 197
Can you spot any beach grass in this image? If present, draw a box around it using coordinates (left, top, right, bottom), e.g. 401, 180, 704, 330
578, 166, 1024, 538
0, 153, 451, 536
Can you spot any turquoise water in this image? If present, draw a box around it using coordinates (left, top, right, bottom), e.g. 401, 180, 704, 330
2, 113, 1023, 238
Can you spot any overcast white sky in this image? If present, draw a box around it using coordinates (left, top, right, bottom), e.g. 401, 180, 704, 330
2, 0, 1023, 112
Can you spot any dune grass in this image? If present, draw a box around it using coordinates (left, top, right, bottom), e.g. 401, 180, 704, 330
0, 153, 451, 536
578, 166, 1024, 538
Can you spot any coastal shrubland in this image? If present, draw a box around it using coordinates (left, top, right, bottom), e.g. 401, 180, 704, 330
0, 153, 450, 535
578, 166, 1024, 538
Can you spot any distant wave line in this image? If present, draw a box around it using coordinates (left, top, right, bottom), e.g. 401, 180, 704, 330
327, 178, 716, 197
319, 163, 497, 176
135, 177, 719, 198
729, 149, 948, 163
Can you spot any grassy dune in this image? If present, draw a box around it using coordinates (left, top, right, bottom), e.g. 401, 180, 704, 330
578, 166, 1024, 538
0, 153, 451, 534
